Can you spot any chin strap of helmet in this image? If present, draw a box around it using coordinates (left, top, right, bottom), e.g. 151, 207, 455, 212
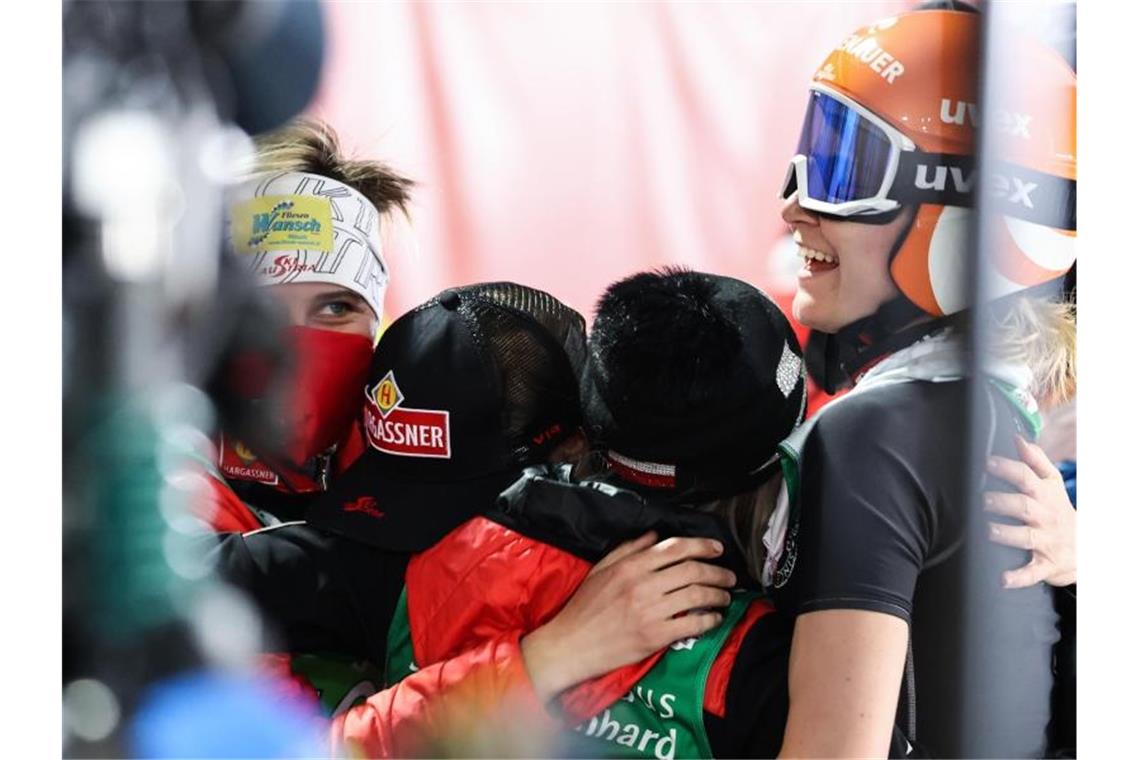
806, 199, 959, 394
805, 298, 962, 394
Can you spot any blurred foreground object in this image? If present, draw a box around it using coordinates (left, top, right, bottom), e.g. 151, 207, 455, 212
62, 1, 324, 755
964, 1, 1077, 756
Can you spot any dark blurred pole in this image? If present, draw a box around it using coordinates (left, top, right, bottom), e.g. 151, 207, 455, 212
62, 2, 324, 755
961, 3, 1075, 756
961, 5, 1006, 753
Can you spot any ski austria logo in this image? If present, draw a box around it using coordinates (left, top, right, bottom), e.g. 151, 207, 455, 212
364, 371, 451, 458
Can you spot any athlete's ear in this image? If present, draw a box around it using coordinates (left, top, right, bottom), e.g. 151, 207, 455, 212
547, 429, 589, 466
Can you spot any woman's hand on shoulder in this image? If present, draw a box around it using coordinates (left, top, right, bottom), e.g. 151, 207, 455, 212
985, 435, 1076, 589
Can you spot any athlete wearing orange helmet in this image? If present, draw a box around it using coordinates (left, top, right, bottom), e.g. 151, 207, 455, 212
769, 4, 1075, 757
782, 5, 1075, 386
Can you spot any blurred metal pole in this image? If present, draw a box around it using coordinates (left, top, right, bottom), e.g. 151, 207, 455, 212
961, 3, 1075, 756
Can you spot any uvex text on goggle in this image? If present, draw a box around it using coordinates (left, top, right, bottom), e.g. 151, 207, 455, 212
781, 85, 1075, 231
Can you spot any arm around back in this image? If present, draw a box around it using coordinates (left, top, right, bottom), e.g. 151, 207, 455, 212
211, 523, 407, 663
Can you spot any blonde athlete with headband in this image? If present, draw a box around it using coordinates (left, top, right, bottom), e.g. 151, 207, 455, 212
768, 5, 1076, 757
198, 119, 413, 532
179, 119, 415, 718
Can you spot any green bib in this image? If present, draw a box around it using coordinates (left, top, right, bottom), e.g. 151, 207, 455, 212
290, 653, 383, 717
568, 593, 755, 760
385, 586, 417, 686
386, 585, 755, 759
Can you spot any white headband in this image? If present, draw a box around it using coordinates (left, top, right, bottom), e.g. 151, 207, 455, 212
227, 171, 389, 319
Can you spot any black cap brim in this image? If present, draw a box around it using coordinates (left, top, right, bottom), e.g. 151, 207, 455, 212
306, 449, 521, 552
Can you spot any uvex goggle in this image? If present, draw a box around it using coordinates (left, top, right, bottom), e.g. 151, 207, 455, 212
781, 85, 1076, 231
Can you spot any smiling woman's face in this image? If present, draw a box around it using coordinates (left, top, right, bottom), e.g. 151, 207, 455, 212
270, 282, 379, 339
781, 197, 913, 334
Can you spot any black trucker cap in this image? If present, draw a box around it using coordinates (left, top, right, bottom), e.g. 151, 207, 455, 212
581, 268, 806, 500
308, 282, 587, 551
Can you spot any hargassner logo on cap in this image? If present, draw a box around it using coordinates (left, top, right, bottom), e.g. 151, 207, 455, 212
363, 371, 451, 458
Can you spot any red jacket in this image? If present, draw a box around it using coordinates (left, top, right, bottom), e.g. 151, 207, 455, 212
196, 474, 265, 533
332, 475, 774, 756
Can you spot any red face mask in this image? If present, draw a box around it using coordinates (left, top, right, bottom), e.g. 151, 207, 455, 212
280, 326, 374, 468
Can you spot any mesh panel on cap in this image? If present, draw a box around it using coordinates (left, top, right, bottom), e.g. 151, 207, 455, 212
426, 283, 586, 463
462, 282, 588, 375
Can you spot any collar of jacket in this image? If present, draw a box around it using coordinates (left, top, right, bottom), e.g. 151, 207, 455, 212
490, 465, 760, 591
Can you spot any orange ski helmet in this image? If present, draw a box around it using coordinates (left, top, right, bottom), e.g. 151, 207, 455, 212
782, 8, 1076, 317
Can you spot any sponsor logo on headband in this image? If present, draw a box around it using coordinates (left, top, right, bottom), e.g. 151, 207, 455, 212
364, 371, 451, 458
260, 254, 320, 279
231, 195, 334, 254
229, 174, 391, 319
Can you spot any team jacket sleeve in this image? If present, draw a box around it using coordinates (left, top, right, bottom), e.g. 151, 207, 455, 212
779, 388, 938, 622
209, 523, 407, 664
195, 475, 265, 533
330, 632, 558, 758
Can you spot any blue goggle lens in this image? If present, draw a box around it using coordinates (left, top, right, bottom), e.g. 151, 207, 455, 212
793, 91, 894, 204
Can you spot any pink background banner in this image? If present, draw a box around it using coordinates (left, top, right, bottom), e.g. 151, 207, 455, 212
310, 1, 905, 322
